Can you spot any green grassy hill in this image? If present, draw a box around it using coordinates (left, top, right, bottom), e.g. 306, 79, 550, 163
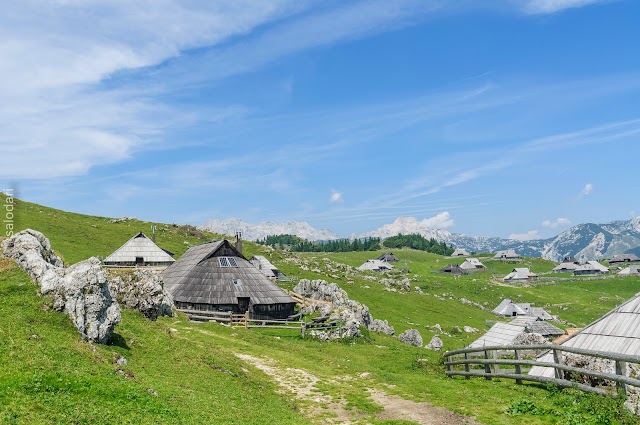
1, 196, 639, 424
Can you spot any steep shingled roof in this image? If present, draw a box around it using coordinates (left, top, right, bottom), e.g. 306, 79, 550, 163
103, 232, 175, 266
161, 240, 295, 307
530, 292, 640, 378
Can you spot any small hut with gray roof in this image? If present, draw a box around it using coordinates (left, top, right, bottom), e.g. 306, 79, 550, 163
249, 255, 285, 280
103, 232, 175, 268
161, 239, 296, 320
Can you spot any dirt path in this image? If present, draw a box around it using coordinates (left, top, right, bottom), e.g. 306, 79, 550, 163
235, 353, 481, 425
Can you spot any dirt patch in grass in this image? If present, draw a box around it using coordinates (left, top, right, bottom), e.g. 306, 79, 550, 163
0, 258, 16, 272
235, 353, 481, 425
369, 388, 481, 425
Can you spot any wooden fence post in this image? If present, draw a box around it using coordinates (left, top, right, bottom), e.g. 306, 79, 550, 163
514, 349, 522, 385
484, 350, 492, 380
552, 349, 563, 380
244, 311, 249, 329
301, 322, 306, 338
616, 360, 627, 395
464, 352, 470, 380
492, 350, 500, 375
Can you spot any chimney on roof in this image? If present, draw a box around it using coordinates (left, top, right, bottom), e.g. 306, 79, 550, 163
235, 230, 243, 255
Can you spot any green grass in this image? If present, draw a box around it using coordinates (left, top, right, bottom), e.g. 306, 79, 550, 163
3, 196, 640, 424
9, 196, 224, 265
0, 265, 308, 425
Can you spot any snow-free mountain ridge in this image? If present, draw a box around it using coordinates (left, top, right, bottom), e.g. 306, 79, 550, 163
200, 216, 640, 261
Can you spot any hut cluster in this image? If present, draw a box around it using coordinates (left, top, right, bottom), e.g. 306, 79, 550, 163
103, 233, 296, 320
357, 252, 399, 272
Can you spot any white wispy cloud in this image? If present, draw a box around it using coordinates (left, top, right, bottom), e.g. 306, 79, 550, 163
509, 230, 540, 241
329, 190, 343, 203
542, 217, 572, 229
582, 183, 594, 196
521, 0, 612, 14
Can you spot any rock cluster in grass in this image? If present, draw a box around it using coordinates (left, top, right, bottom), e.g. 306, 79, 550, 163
397, 329, 423, 347
2, 229, 121, 344
512, 332, 548, 346
293, 279, 395, 337
369, 319, 395, 335
108, 269, 174, 321
381, 277, 411, 293
425, 335, 443, 351
309, 319, 362, 341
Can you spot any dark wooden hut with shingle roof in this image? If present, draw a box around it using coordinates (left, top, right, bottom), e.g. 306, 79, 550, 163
161, 239, 296, 320
378, 252, 399, 262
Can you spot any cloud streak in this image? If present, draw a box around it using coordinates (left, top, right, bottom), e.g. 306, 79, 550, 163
521, 0, 612, 14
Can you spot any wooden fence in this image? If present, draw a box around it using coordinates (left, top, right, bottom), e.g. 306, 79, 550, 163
178, 309, 340, 336
284, 289, 333, 308
444, 344, 640, 397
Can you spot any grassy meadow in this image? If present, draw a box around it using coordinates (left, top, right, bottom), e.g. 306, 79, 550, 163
1, 196, 640, 424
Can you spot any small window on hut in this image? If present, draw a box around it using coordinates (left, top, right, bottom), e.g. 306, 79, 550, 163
218, 257, 238, 268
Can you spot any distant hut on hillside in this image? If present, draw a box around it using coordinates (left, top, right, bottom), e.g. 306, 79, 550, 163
103, 232, 175, 268
468, 317, 562, 349
552, 261, 580, 273
493, 249, 520, 260
460, 258, 486, 271
610, 253, 640, 264
492, 299, 553, 320
617, 265, 640, 277
358, 259, 394, 272
573, 261, 609, 276
249, 255, 285, 280
451, 248, 470, 257
563, 255, 579, 263
161, 239, 296, 320
503, 268, 537, 282
439, 264, 467, 275
378, 253, 399, 262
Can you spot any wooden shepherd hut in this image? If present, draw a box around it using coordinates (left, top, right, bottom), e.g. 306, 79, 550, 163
161, 239, 296, 320
103, 232, 175, 267
378, 253, 399, 262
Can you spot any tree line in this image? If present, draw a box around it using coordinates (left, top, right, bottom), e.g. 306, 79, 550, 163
256, 233, 454, 255
383, 233, 454, 256
256, 234, 381, 252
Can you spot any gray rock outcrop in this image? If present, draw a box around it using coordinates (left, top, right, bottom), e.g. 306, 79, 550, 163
293, 279, 393, 337
398, 329, 423, 347
309, 319, 362, 341
425, 335, 443, 351
512, 332, 548, 346
2, 229, 121, 344
108, 269, 173, 320
369, 319, 395, 336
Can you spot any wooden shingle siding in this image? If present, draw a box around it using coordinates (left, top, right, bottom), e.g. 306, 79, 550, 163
161, 239, 296, 319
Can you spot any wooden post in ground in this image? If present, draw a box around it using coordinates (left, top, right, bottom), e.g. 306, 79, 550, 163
552, 349, 563, 380
492, 350, 500, 376
464, 352, 470, 380
301, 322, 306, 338
514, 349, 522, 385
616, 360, 627, 395
484, 350, 492, 380
244, 311, 249, 329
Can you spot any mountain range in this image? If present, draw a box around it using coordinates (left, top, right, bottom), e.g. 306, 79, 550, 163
199, 216, 640, 261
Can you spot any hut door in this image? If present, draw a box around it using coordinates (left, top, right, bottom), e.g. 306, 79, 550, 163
237, 297, 250, 313
135, 257, 144, 265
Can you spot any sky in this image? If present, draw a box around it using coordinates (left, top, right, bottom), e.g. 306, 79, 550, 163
2, 0, 640, 239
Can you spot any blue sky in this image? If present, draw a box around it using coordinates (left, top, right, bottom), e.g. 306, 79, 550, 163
2, 0, 640, 239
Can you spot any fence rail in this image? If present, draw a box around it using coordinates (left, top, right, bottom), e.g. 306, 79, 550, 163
444, 344, 640, 397
178, 308, 341, 336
